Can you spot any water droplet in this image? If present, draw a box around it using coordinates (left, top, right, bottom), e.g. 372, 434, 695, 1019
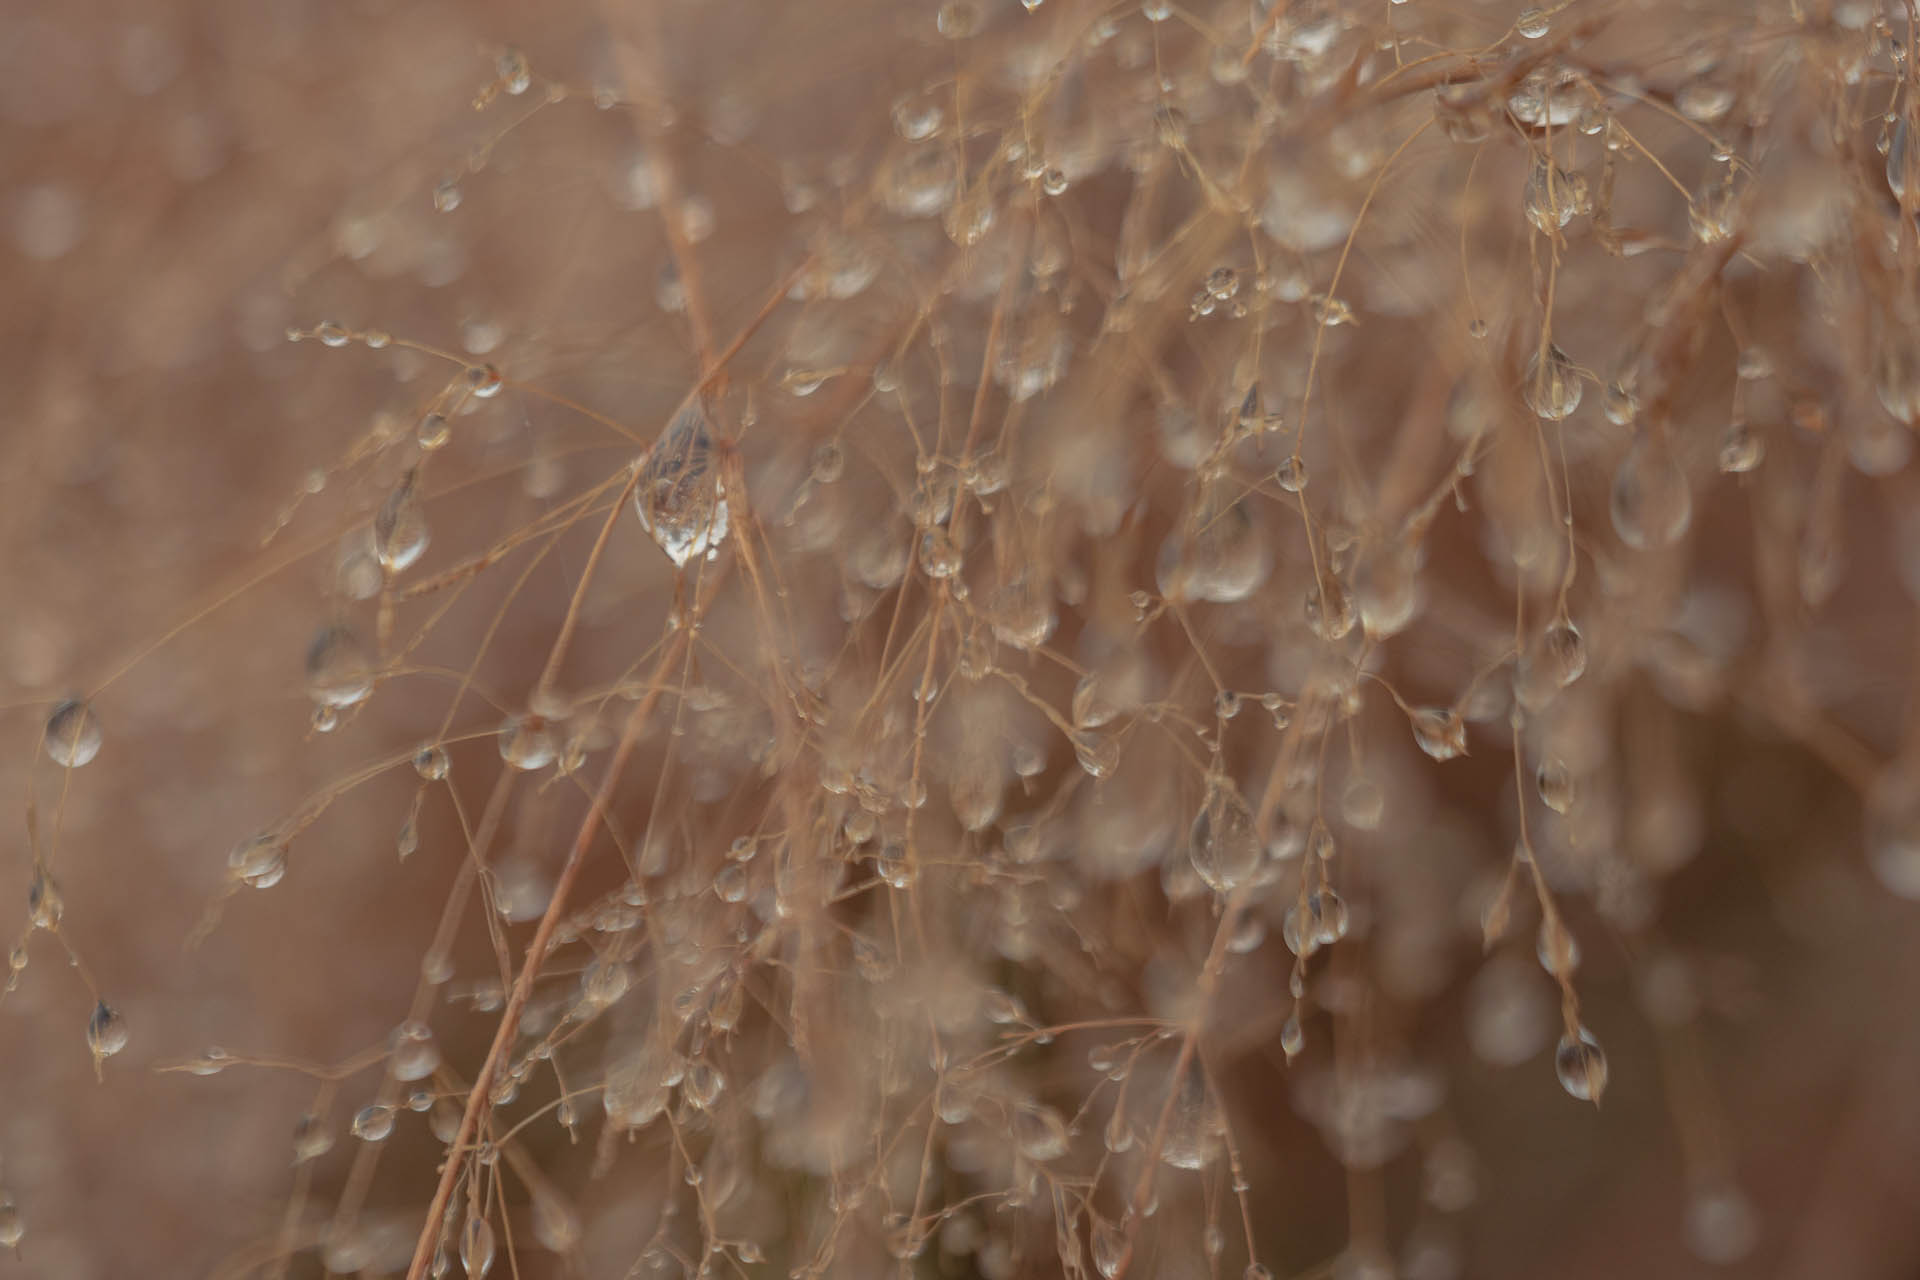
228, 832, 288, 889
417, 412, 451, 451
1012, 1101, 1069, 1160
1072, 730, 1121, 779
634, 399, 730, 568
684, 1059, 726, 1109
390, 1021, 441, 1082
1554, 1026, 1608, 1101
87, 999, 129, 1062
293, 1113, 334, 1163
496, 47, 531, 96
1411, 708, 1466, 761
1161, 1062, 1224, 1170
27, 867, 62, 929
1189, 777, 1261, 893
891, 88, 945, 141
1602, 378, 1639, 426
0, 1198, 23, 1250
1516, 7, 1550, 37
433, 178, 462, 213
1874, 326, 1920, 425
373, 468, 430, 572
466, 364, 503, 398
460, 1212, 496, 1278
414, 744, 450, 780
1523, 344, 1583, 420
1276, 455, 1310, 493
580, 957, 631, 1009
919, 528, 962, 578
1718, 420, 1763, 473
498, 714, 557, 771
1535, 759, 1574, 813
351, 1103, 396, 1142
306, 625, 373, 708
1353, 539, 1422, 639
1091, 1219, 1126, 1278
43, 698, 102, 767
713, 861, 750, 903
1536, 916, 1580, 977
1610, 434, 1693, 550
1523, 160, 1586, 233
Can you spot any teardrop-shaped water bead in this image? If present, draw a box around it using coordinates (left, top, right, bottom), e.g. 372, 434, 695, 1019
1610, 434, 1693, 550
634, 399, 730, 567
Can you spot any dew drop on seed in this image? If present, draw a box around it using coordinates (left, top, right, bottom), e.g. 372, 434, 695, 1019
496, 47, 531, 95
228, 832, 288, 890
1411, 708, 1466, 761
372, 468, 430, 572
87, 1000, 128, 1061
351, 1103, 396, 1142
414, 744, 450, 781
1012, 1101, 1069, 1161
1516, 6, 1549, 37
1610, 434, 1693, 550
1718, 421, 1763, 473
497, 714, 557, 771
713, 861, 750, 903
466, 364, 503, 398
28, 868, 63, 929
1554, 1027, 1608, 1101
390, 1021, 441, 1082
1091, 1219, 1126, 1279
460, 1212, 495, 1278
1536, 916, 1580, 977
891, 88, 944, 141
1189, 777, 1261, 894
1276, 455, 1309, 493
1161, 1061, 1225, 1170
634, 399, 730, 567
292, 1114, 334, 1163
306, 625, 373, 708
43, 698, 102, 767
580, 957, 631, 1009
1535, 758, 1574, 813
1523, 343, 1582, 420
417, 412, 451, 451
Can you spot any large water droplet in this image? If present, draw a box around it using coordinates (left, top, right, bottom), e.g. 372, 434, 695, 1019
1189, 777, 1261, 893
306, 625, 373, 708
1610, 434, 1693, 550
634, 399, 730, 568
1523, 344, 1582, 420
372, 468, 430, 572
43, 698, 101, 767
1553, 1026, 1608, 1102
